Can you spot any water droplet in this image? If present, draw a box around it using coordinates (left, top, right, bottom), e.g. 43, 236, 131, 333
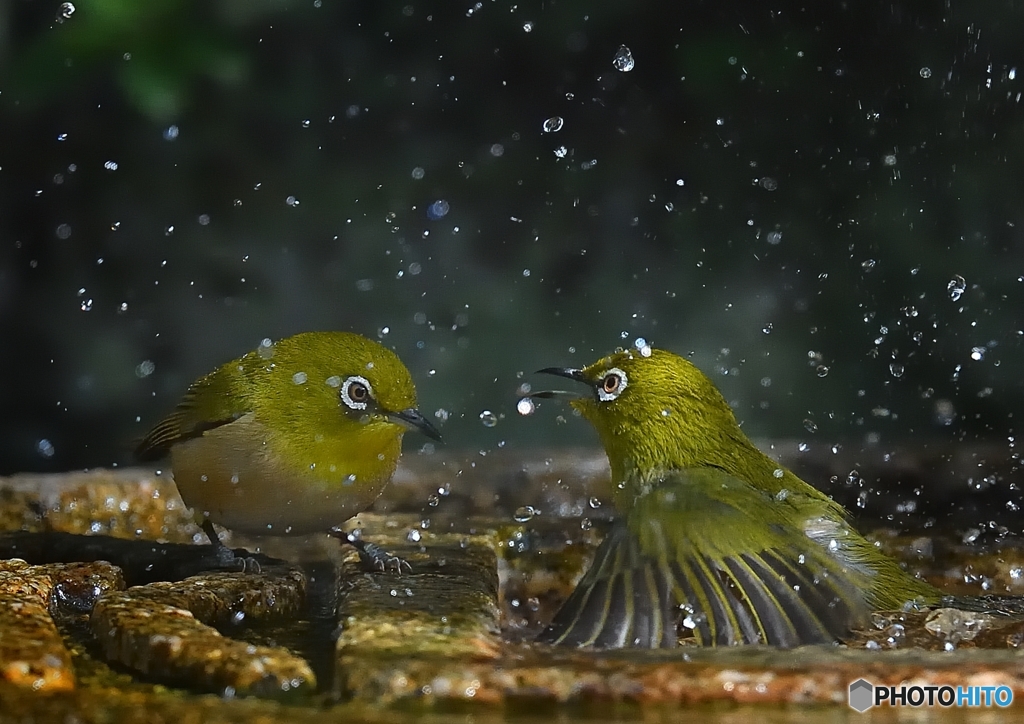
580, 517, 592, 530
479, 410, 498, 427
56, 2, 75, 22
411, 166, 425, 180
56, 223, 72, 240
773, 468, 784, 479
37, 439, 55, 458
889, 363, 904, 378
427, 494, 440, 507
516, 398, 536, 416
163, 125, 179, 141
816, 365, 830, 378
427, 199, 449, 220
513, 505, 537, 522
406, 529, 422, 543
919, 67, 932, 78
971, 346, 986, 361
612, 45, 635, 72
542, 116, 564, 133
759, 177, 778, 191
766, 230, 783, 245
522, 21, 534, 32
285, 195, 299, 207
103, 160, 119, 171
588, 496, 602, 509
948, 274, 967, 301
553, 145, 568, 158
135, 360, 155, 378
292, 371, 308, 385
803, 419, 818, 433
861, 259, 877, 272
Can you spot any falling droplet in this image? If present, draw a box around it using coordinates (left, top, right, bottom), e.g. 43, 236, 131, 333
947, 275, 966, 301
516, 398, 536, 416
889, 363, 905, 378
427, 199, 450, 220
612, 45, 635, 72
542, 116, 564, 133
513, 505, 537, 522
479, 410, 498, 427
56, 2, 75, 22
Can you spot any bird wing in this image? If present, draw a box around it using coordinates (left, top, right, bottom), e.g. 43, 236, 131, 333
135, 363, 250, 461
538, 466, 876, 648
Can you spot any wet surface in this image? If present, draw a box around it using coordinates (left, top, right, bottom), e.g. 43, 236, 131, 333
1, 446, 1023, 721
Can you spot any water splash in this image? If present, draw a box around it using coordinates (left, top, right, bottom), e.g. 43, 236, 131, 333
612, 45, 635, 72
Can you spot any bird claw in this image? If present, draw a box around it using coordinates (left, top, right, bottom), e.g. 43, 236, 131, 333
356, 540, 412, 573
212, 544, 262, 574
329, 530, 411, 573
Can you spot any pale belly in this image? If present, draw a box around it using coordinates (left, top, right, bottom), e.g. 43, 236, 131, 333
169, 414, 396, 536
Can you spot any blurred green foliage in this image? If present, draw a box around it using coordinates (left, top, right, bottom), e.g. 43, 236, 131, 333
0, 0, 1022, 478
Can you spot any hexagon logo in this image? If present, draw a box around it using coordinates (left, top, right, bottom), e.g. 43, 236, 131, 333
849, 678, 874, 712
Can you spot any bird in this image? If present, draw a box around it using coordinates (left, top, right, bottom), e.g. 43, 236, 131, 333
530, 344, 944, 647
137, 331, 441, 569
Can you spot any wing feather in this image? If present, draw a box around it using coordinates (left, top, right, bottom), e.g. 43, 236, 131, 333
539, 466, 879, 648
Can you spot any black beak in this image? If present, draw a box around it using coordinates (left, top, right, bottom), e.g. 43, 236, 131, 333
389, 407, 443, 441
536, 367, 588, 382
528, 367, 590, 399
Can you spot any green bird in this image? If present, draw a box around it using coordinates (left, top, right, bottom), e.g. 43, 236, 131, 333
532, 345, 944, 647
137, 331, 441, 569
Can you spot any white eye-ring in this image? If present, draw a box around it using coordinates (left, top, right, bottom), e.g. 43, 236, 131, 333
597, 367, 628, 402
340, 375, 373, 410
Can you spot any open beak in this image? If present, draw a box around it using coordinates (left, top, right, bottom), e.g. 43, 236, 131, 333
529, 367, 590, 399
389, 407, 443, 441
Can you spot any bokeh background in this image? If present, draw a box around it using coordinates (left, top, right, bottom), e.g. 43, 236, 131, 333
1, 0, 1022, 480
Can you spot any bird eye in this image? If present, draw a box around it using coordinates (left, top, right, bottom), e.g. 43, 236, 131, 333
340, 375, 373, 410
596, 367, 628, 402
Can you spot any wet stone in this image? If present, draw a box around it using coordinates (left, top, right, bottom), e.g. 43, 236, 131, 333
335, 538, 502, 700
0, 468, 198, 543
0, 559, 120, 691
91, 569, 314, 696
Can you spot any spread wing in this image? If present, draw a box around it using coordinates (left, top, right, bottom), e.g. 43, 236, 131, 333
135, 363, 250, 461
538, 467, 879, 648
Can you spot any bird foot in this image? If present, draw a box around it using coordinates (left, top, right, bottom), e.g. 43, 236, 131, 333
329, 529, 411, 573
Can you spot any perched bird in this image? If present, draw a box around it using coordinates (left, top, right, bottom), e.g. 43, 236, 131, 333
137, 331, 441, 568
531, 345, 944, 647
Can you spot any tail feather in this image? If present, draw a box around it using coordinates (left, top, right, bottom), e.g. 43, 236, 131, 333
539, 520, 871, 648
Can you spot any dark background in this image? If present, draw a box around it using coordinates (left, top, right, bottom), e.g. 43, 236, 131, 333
1, 0, 1022, 489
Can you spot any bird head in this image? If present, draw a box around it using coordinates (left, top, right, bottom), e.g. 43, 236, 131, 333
253, 331, 442, 443
536, 346, 746, 483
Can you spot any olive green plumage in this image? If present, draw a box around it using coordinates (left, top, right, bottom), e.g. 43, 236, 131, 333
138, 331, 440, 539
535, 347, 942, 647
